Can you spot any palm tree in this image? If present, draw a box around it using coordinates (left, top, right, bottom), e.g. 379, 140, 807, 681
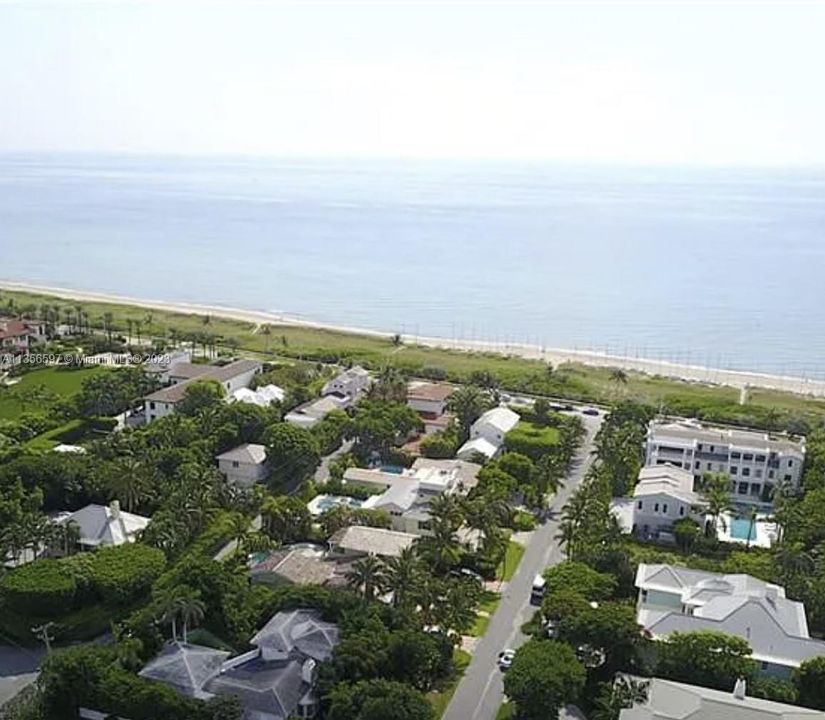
176, 588, 206, 643
415, 521, 463, 575
742, 506, 759, 551
700, 472, 733, 537
775, 542, 815, 583
447, 385, 491, 442
106, 456, 153, 513
368, 365, 407, 403
102, 312, 114, 344
383, 546, 422, 609
345, 556, 387, 601
155, 587, 182, 641
428, 494, 464, 532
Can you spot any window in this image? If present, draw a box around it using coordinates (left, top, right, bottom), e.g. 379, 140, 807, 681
785, 474, 793, 482
769, 470, 775, 479
743, 453, 754, 461
149, 401, 156, 410
679, 506, 685, 516
755, 469, 762, 479
742, 467, 751, 477
698, 443, 704, 451
731, 466, 738, 475
710, 445, 715, 452
641, 589, 648, 601
751, 484, 761, 496
789, 460, 794, 467
761, 661, 769, 671
232, 461, 239, 468
637, 501, 643, 510
694, 461, 700, 469
654, 503, 659, 512
663, 504, 668, 514
707, 462, 712, 470
756, 455, 766, 462
731, 452, 741, 460
738, 482, 749, 494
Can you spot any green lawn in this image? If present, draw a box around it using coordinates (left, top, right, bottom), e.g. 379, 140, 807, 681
478, 591, 501, 615
0, 365, 107, 420
427, 648, 472, 717
496, 701, 516, 719
497, 540, 526, 582
468, 613, 491, 637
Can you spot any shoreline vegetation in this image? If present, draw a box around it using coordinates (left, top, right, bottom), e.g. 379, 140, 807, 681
2, 281, 825, 433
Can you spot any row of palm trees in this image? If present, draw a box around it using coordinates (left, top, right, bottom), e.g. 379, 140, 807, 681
154, 584, 206, 644
0, 515, 81, 566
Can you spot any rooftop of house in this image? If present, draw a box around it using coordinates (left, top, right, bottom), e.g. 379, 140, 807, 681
457, 436, 499, 459
411, 457, 481, 491
648, 420, 805, 454
407, 381, 455, 403
145, 359, 262, 404
620, 677, 825, 720
231, 384, 285, 407
367, 481, 421, 512
636, 563, 825, 666
216, 443, 267, 466
328, 525, 417, 558
0, 319, 35, 340
58, 501, 149, 547
473, 406, 520, 435
250, 544, 347, 587
286, 395, 344, 420
167, 362, 215, 381
633, 464, 699, 504
250, 609, 339, 663
139, 642, 230, 699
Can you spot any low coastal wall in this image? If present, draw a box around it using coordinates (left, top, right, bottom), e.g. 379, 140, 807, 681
3, 280, 825, 398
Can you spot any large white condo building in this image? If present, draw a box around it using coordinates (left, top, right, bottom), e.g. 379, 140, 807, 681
645, 420, 805, 504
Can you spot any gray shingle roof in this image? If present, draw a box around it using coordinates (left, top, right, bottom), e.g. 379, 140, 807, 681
139, 642, 229, 699
250, 609, 339, 662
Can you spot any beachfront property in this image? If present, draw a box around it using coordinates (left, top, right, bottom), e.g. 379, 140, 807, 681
407, 381, 454, 434
284, 395, 347, 429
611, 464, 704, 540
216, 443, 268, 487
138, 609, 338, 720
231, 383, 286, 407
645, 420, 805, 505
143, 359, 262, 422
0, 318, 47, 352
321, 365, 370, 400
619, 677, 825, 720
336, 458, 480, 535
635, 563, 825, 678
456, 406, 520, 461
143, 349, 192, 384
55, 501, 150, 550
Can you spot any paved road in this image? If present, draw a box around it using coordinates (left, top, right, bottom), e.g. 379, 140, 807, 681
443, 412, 603, 720
0, 644, 45, 708
313, 440, 354, 484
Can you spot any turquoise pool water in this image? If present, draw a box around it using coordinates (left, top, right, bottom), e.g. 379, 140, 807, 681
249, 551, 269, 566
315, 495, 363, 512
380, 465, 406, 474
730, 518, 757, 541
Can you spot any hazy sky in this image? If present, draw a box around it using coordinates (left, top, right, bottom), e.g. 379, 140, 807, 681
2, 1, 824, 164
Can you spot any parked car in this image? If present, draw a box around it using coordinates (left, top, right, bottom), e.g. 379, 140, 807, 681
582, 407, 600, 416
497, 649, 516, 670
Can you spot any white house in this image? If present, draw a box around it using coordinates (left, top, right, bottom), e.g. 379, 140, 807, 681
143, 359, 262, 423
645, 420, 805, 505
57, 501, 150, 550
328, 525, 417, 559
284, 396, 347, 429
620, 677, 825, 720
611, 464, 704, 540
231, 384, 285, 408
455, 406, 520, 460
322, 366, 370, 399
144, 349, 192, 384
635, 563, 825, 678
216, 443, 269, 487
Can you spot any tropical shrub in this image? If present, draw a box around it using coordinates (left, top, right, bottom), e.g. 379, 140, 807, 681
0, 559, 77, 616
90, 544, 167, 605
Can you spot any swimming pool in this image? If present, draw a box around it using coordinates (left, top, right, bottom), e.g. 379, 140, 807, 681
308, 494, 364, 515
730, 517, 757, 541
380, 464, 406, 474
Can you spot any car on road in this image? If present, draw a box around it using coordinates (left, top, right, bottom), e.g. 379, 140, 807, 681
497, 649, 516, 670
582, 407, 600, 416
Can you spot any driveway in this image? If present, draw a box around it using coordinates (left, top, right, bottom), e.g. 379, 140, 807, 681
0, 644, 45, 708
443, 412, 603, 720
313, 440, 354, 484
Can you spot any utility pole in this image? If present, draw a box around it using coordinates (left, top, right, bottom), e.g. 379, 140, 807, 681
31, 622, 56, 653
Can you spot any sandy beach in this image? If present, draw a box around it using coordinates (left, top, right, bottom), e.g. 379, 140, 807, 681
3, 280, 825, 398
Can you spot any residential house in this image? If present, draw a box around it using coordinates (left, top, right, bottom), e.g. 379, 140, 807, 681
456, 406, 520, 461
645, 420, 805, 505
284, 396, 346, 429
57, 501, 150, 550
407, 382, 454, 434
0, 318, 47, 352
635, 563, 825, 678
327, 525, 417, 559
143, 349, 192, 384
321, 366, 370, 400
610, 464, 704, 540
139, 609, 339, 720
216, 443, 269, 487
143, 359, 262, 422
620, 677, 825, 720
250, 544, 348, 587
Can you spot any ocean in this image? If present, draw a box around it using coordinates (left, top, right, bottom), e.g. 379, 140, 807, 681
2, 154, 825, 377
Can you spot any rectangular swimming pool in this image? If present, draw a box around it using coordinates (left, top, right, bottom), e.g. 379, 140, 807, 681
730, 517, 757, 541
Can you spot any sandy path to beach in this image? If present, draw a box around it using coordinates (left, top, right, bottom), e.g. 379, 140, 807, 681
3, 280, 825, 397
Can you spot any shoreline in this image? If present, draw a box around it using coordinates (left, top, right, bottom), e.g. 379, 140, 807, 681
2, 280, 825, 398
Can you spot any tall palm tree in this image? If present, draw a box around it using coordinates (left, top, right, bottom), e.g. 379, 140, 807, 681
176, 589, 206, 644
700, 472, 733, 537
102, 312, 114, 344
345, 556, 387, 601
448, 385, 492, 442
155, 587, 181, 641
415, 520, 463, 575
428, 494, 464, 531
368, 365, 407, 403
106, 456, 153, 513
383, 546, 422, 609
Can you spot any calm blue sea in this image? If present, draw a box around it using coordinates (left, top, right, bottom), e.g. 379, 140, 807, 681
2, 154, 825, 377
